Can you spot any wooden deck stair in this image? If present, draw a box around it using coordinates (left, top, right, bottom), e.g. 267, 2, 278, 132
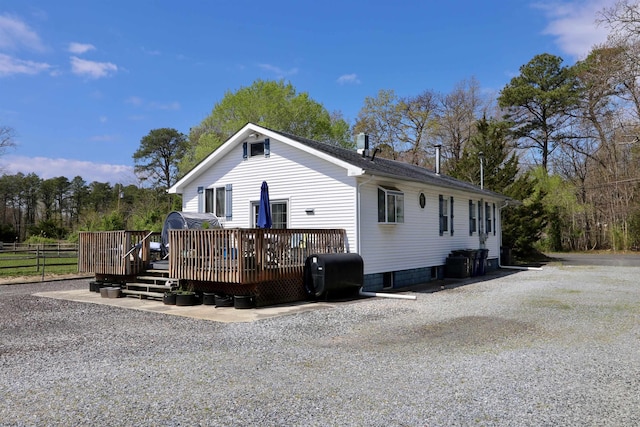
122, 269, 178, 300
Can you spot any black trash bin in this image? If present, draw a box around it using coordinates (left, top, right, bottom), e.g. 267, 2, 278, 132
304, 253, 363, 299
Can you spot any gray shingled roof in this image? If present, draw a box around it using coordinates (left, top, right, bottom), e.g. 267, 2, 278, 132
270, 128, 511, 201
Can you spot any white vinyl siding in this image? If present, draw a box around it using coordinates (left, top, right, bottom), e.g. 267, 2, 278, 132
179, 130, 502, 276
181, 137, 357, 251
359, 181, 501, 275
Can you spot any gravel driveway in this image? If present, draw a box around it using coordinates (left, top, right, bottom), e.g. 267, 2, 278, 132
1, 265, 639, 426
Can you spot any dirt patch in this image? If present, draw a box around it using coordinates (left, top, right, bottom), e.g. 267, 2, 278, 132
405, 316, 542, 350
325, 315, 547, 354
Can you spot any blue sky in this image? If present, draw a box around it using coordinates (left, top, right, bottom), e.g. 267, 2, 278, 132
0, 0, 616, 184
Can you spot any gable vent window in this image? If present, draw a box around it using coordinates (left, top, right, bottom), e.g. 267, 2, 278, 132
250, 142, 264, 157
378, 186, 404, 224
243, 138, 270, 160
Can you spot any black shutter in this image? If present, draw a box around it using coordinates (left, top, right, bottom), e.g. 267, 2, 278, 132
264, 138, 270, 158
438, 195, 444, 236
493, 203, 496, 235
242, 142, 248, 160
450, 197, 454, 236
485, 202, 490, 233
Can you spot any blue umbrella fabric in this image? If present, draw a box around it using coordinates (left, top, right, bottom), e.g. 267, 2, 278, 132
257, 181, 272, 228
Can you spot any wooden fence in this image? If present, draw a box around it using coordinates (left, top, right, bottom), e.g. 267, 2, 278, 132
169, 228, 347, 284
78, 231, 152, 276
0, 242, 79, 273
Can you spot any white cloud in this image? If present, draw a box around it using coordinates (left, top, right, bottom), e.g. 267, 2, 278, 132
0, 14, 45, 52
89, 134, 117, 142
0, 155, 135, 184
258, 63, 299, 77
0, 52, 51, 76
125, 96, 180, 111
337, 73, 361, 85
68, 42, 95, 54
125, 96, 144, 106
70, 56, 117, 79
149, 101, 181, 111
535, 0, 618, 58
141, 46, 161, 55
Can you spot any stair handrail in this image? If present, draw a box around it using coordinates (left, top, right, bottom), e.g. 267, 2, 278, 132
122, 231, 155, 259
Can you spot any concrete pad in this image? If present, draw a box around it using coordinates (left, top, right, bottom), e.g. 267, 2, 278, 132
33, 289, 339, 323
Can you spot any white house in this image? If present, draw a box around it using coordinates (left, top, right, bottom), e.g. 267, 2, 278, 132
169, 123, 513, 291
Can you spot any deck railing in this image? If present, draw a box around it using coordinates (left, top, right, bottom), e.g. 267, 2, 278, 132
78, 231, 151, 276
168, 228, 346, 284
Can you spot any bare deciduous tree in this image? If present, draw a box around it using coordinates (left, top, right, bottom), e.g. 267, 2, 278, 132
0, 125, 16, 157
435, 77, 491, 170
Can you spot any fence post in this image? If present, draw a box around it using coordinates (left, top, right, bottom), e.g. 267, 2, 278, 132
41, 249, 46, 281
36, 246, 40, 272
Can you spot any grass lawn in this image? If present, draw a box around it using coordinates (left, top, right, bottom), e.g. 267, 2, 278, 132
0, 252, 78, 278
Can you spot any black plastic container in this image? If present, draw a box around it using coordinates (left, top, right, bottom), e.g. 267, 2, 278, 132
175, 292, 198, 306
202, 292, 216, 305
215, 294, 234, 307
304, 253, 364, 299
234, 295, 255, 309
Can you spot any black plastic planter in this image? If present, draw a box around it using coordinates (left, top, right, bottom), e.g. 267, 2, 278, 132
163, 292, 176, 305
202, 292, 216, 306
234, 295, 255, 309
175, 292, 198, 306
214, 294, 234, 307
89, 281, 101, 292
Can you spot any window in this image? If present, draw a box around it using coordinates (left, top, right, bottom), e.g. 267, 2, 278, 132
243, 139, 270, 159
378, 186, 404, 223
486, 202, 492, 233
250, 142, 264, 157
205, 188, 214, 213
469, 199, 477, 235
439, 195, 454, 235
215, 187, 225, 217
478, 201, 483, 233
205, 187, 226, 217
252, 200, 288, 229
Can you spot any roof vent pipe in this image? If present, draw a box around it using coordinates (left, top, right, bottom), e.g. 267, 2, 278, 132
434, 144, 442, 175
357, 133, 369, 157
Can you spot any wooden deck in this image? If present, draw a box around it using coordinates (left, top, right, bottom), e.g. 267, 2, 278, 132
78, 228, 347, 306
168, 228, 346, 284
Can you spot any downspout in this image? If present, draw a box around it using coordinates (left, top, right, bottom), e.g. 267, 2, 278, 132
497, 200, 542, 271
359, 288, 417, 300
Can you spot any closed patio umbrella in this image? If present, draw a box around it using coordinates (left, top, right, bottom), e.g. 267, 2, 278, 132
257, 181, 272, 228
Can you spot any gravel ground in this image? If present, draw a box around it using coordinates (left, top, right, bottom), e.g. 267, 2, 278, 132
1, 265, 639, 426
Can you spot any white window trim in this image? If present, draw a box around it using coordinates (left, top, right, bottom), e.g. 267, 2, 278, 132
205, 186, 226, 217
251, 199, 289, 229
378, 186, 404, 224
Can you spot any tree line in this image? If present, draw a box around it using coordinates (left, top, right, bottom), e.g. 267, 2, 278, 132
0, 173, 173, 242
2, 1, 640, 256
